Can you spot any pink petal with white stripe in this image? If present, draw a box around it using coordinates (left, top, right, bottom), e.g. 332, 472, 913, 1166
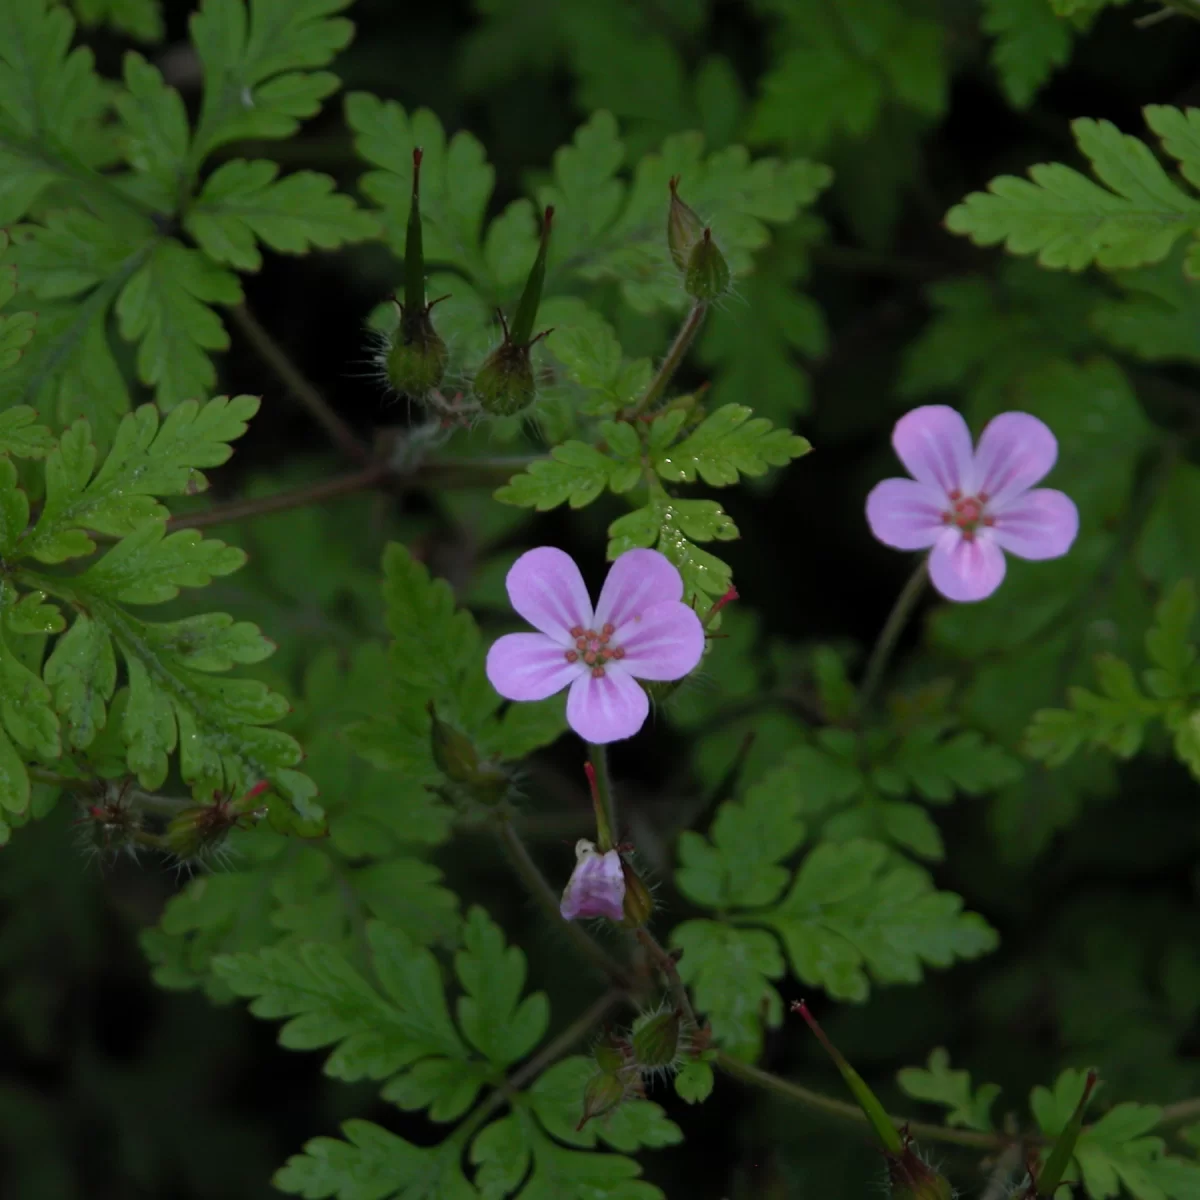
614, 600, 705, 681
566, 667, 650, 743
866, 478, 947, 550
892, 406, 974, 495
974, 412, 1058, 506
928, 529, 1007, 602
486, 632, 584, 700
593, 548, 683, 631
505, 547, 594, 644
991, 488, 1079, 560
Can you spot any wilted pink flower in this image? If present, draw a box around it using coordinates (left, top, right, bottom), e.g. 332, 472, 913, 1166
866, 406, 1078, 602
561, 839, 625, 921
486, 547, 705, 743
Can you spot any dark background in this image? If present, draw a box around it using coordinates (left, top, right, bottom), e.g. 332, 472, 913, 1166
4, 1, 1200, 1197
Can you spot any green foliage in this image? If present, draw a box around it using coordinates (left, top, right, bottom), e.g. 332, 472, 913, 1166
1027, 581, 1200, 779
947, 107, 1200, 277
672, 761, 998, 1055
1033, 1069, 1200, 1199
222, 907, 680, 1198
0, 393, 319, 825
981, 0, 1076, 109
0, 0, 371, 434
896, 1048, 1001, 1132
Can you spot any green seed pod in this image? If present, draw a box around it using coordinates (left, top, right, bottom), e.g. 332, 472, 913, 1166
631, 1009, 682, 1070
619, 858, 654, 928
592, 1033, 629, 1075
473, 340, 536, 416
472, 207, 553, 416
685, 228, 731, 302
386, 148, 449, 396
577, 1070, 626, 1131
667, 176, 704, 272
887, 1147, 955, 1200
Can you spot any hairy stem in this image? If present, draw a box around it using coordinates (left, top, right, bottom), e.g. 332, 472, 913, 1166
714, 1052, 1009, 1150
27, 766, 190, 815
634, 928, 699, 1028
858, 555, 928, 712
586, 744, 617, 850
630, 301, 707, 416
165, 456, 538, 532
228, 303, 368, 463
496, 818, 629, 986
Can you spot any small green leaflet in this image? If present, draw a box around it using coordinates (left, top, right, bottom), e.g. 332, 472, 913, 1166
896, 1048, 1000, 1132
947, 108, 1200, 276
189, 0, 354, 166
981, 0, 1074, 109
494, 440, 640, 511
73, 0, 164, 40
184, 159, 379, 272
1032, 1069, 1200, 1200
654, 404, 810, 487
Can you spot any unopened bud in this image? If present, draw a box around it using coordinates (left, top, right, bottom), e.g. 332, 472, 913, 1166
386, 148, 449, 396
620, 857, 654, 928
592, 1034, 629, 1075
685, 228, 730, 301
428, 701, 480, 784
165, 782, 269, 862
667, 176, 704, 272
472, 207, 553, 416
887, 1144, 954, 1200
578, 1070, 626, 1130
631, 1008, 683, 1070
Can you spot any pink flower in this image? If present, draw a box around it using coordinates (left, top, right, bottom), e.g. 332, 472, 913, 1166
866, 406, 1078, 602
560, 839, 625, 921
485, 547, 705, 743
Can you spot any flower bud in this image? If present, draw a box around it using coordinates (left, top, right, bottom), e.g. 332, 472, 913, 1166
619, 857, 654, 928
887, 1145, 954, 1200
385, 148, 449, 396
667, 176, 704, 272
631, 1008, 683, 1070
577, 1070, 627, 1130
685, 228, 731, 302
427, 701, 480, 784
165, 781, 269, 863
472, 207, 553, 416
560, 839, 625, 922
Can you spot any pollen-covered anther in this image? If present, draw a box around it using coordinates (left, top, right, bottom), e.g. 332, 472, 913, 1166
576, 637, 588, 650
584, 650, 597, 665
565, 650, 579, 663
570, 625, 585, 638
612, 647, 625, 659
602, 623, 614, 636
591, 665, 606, 678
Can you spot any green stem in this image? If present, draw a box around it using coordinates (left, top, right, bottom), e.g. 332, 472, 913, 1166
586, 744, 617, 851
634, 928, 699, 1028
858, 556, 928, 712
27, 766, 190, 815
714, 1052, 1008, 1150
629, 301, 707, 417
496, 818, 629, 986
227, 303, 368, 463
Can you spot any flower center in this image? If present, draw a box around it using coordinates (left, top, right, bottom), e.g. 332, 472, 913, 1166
565, 623, 626, 678
942, 489, 995, 542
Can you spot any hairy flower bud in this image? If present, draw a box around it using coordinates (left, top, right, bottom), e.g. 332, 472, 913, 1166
427, 702, 509, 806
887, 1145, 954, 1200
165, 781, 270, 863
667, 176, 704, 271
385, 148, 449, 396
631, 1008, 683, 1070
473, 207, 553, 416
619, 857, 654, 928
577, 1070, 627, 1130
685, 228, 731, 302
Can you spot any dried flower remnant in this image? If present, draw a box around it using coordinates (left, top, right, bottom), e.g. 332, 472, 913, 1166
560, 838, 625, 921
866, 406, 1078, 601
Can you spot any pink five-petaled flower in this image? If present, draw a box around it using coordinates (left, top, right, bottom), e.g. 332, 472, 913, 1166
486, 547, 705, 743
560, 839, 625, 921
866, 406, 1079, 602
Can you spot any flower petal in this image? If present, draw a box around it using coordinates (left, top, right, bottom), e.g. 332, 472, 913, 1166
990, 488, 1079, 560
566, 667, 650, 744
974, 412, 1058, 505
593, 548, 683, 631
505, 546, 594, 643
486, 632, 584, 701
614, 600, 705, 681
928, 530, 1006, 602
892, 405, 974, 495
560, 847, 626, 922
866, 478, 947, 550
